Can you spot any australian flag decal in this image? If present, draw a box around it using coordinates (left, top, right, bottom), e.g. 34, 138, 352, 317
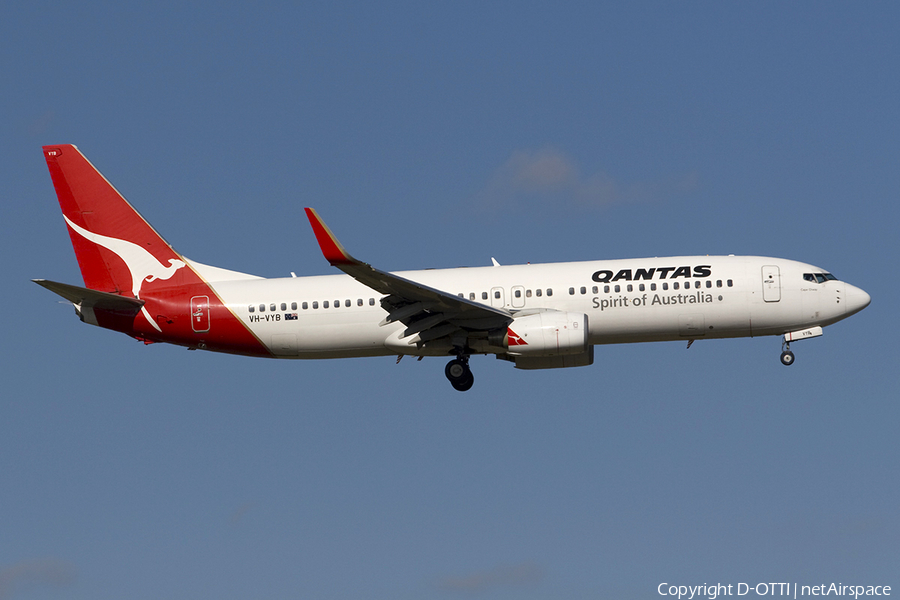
285, 313, 298, 321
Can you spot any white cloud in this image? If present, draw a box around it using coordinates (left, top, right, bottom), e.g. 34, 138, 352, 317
473, 147, 698, 211
435, 561, 544, 593
505, 148, 579, 191
0, 559, 76, 600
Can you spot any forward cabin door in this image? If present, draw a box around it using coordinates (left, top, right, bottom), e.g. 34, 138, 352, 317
762, 265, 781, 302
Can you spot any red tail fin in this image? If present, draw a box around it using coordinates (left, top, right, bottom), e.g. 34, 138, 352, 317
41, 145, 269, 355
43, 145, 186, 295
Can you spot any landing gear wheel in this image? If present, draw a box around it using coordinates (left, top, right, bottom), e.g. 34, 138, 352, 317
451, 371, 474, 392
445, 359, 467, 381
445, 358, 474, 391
780, 350, 795, 366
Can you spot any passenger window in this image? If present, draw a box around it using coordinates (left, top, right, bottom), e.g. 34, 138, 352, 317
482, 292, 488, 300
639, 284, 645, 292
695, 281, 701, 289
259, 304, 265, 312
469, 293, 475, 300
312, 301, 318, 309
536, 289, 542, 297
662, 283, 668, 291
281, 303, 287, 311
569, 287, 575, 295
369, 298, 375, 306
345, 299, 351, 307
358, 299, 363, 306
604, 285, 610, 293
717, 280, 722, 288
547, 289, 553, 296
323, 301, 329, 308
494, 291, 501, 299
580, 286, 586, 294
651, 283, 657, 291
592, 286, 598, 294
515, 289, 522, 298
727, 280, 733, 287
291, 302, 297, 310
627, 284, 633, 292
270, 304, 276, 312
614, 285, 620, 293
673, 282, 679, 290
526, 289, 532, 298
249, 305, 255, 313
705, 281, 711, 288
302, 302, 308, 310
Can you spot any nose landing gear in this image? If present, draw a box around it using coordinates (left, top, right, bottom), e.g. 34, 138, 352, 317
445, 356, 474, 391
780, 340, 795, 366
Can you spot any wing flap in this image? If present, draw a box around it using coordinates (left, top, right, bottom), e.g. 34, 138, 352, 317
402, 311, 459, 338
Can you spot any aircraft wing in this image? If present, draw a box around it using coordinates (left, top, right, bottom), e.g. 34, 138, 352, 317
305, 209, 512, 345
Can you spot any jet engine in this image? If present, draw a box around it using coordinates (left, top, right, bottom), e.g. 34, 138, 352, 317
492, 311, 593, 369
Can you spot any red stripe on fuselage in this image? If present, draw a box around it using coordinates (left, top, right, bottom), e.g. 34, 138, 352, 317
133, 282, 271, 357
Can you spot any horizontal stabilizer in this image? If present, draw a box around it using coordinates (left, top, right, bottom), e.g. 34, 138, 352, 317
33, 279, 144, 313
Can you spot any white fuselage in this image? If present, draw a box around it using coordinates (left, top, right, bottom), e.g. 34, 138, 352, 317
202, 255, 868, 359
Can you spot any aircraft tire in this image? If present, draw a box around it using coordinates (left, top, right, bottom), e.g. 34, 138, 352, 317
780, 351, 795, 366
446, 358, 474, 391
451, 371, 474, 392
446, 359, 467, 381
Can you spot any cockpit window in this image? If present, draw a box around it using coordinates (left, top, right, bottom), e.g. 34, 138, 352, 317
804, 272, 839, 284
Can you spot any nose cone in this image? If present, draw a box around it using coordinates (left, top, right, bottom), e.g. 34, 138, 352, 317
845, 284, 871, 316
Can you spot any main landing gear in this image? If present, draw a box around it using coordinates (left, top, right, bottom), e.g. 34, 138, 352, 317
780, 339, 795, 366
445, 356, 474, 392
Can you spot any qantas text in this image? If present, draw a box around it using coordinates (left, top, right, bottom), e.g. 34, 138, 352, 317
592, 265, 712, 283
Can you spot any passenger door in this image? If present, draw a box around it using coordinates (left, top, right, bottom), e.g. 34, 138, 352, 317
762, 265, 781, 302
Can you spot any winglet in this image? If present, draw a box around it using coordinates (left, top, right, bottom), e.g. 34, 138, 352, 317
304, 208, 355, 265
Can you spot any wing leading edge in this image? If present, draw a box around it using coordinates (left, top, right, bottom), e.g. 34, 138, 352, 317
304, 208, 512, 348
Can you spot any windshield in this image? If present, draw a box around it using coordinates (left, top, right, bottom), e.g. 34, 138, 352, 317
804, 272, 838, 284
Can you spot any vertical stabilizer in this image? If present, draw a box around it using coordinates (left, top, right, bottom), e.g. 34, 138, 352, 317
42, 145, 186, 295
40, 145, 269, 355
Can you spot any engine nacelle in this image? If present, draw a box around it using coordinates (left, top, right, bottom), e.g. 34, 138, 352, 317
501, 311, 589, 357
510, 347, 593, 370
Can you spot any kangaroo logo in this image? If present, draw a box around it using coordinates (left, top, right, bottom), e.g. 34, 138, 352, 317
507, 328, 527, 346
64, 215, 186, 332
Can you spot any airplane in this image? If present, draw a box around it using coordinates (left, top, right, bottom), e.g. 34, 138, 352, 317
35, 144, 871, 391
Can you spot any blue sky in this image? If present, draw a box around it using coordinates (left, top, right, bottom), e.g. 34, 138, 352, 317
2, 3, 897, 599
